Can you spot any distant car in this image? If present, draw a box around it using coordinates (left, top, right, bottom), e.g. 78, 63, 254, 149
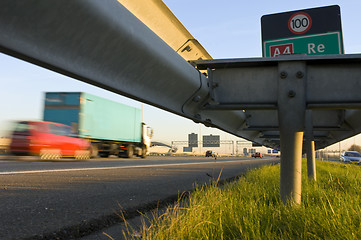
10, 121, 91, 160
253, 152, 263, 158
340, 151, 361, 164
205, 150, 215, 157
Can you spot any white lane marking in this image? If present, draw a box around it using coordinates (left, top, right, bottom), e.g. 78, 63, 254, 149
0, 159, 261, 175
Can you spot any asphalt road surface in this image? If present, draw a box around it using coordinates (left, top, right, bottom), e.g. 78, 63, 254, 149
0, 155, 279, 239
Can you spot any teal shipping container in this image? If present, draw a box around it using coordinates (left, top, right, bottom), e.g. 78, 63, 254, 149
43, 92, 142, 143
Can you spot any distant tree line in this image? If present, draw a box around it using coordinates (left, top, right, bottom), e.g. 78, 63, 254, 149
348, 144, 361, 152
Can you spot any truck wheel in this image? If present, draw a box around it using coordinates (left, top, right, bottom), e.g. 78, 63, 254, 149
99, 152, 109, 158
141, 145, 147, 158
126, 145, 134, 158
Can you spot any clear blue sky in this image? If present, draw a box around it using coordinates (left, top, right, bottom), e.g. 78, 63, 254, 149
1, 1, 360, 147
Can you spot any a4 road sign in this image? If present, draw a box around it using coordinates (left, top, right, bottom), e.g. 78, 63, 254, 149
261, 5, 344, 57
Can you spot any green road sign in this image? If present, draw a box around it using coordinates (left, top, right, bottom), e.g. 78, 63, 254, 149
263, 31, 343, 57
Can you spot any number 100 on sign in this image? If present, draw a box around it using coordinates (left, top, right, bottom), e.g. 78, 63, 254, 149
288, 12, 312, 34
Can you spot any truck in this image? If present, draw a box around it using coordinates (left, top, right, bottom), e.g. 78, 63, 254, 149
43, 92, 153, 158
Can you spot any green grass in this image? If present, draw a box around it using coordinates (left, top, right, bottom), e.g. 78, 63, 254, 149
125, 161, 361, 239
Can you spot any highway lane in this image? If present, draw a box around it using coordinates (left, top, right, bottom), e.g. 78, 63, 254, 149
0, 156, 279, 239
0, 155, 268, 173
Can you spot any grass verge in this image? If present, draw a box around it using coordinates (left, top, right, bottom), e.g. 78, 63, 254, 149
125, 161, 361, 239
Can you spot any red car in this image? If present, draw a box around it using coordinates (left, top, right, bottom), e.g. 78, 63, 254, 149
10, 121, 91, 160
252, 152, 263, 158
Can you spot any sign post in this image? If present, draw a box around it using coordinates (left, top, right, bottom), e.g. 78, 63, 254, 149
261, 5, 344, 203
261, 5, 344, 57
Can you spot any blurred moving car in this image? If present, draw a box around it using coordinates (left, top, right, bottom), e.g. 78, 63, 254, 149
340, 151, 361, 164
252, 152, 263, 158
10, 121, 91, 160
205, 150, 216, 157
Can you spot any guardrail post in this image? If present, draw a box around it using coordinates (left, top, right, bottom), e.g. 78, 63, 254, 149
305, 110, 317, 181
278, 61, 306, 205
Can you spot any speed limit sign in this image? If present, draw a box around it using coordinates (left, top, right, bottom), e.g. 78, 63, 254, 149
261, 5, 343, 57
288, 12, 312, 34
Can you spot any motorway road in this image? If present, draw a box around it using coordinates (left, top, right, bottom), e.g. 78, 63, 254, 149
0, 155, 279, 239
